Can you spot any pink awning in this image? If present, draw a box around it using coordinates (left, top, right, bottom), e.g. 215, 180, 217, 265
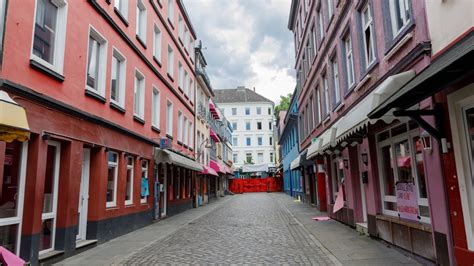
210, 160, 225, 173
201, 165, 218, 176
209, 102, 220, 119
210, 129, 220, 142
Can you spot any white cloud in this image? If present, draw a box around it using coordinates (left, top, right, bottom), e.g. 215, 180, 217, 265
184, 0, 295, 103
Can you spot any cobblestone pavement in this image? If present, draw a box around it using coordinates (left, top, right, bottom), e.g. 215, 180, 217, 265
121, 193, 338, 265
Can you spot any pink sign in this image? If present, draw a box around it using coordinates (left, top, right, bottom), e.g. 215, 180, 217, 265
333, 184, 344, 213
396, 182, 420, 221
0, 246, 25, 266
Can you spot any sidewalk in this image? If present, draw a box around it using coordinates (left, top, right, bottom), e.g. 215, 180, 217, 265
274, 193, 430, 265
57, 197, 233, 265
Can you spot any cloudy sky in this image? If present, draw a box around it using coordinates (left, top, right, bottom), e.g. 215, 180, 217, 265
183, 0, 296, 103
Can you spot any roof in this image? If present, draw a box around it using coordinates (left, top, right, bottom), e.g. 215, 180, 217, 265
213, 87, 274, 104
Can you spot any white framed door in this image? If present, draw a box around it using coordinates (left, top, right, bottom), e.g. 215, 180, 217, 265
77, 148, 90, 241
39, 141, 60, 254
448, 83, 474, 251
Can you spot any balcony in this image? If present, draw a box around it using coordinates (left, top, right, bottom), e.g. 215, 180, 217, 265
196, 62, 214, 94
197, 102, 208, 120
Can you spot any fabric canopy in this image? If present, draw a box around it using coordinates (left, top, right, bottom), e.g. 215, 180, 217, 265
210, 160, 225, 173
210, 129, 220, 142
201, 165, 218, 176
0, 90, 30, 142
307, 138, 323, 159
290, 156, 301, 170
154, 148, 202, 171
242, 163, 269, 173
334, 71, 415, 145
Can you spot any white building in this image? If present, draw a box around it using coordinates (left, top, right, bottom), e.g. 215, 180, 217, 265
214, 87, 276, 176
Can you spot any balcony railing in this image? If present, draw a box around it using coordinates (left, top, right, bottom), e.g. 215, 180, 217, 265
196, 62, 213, 93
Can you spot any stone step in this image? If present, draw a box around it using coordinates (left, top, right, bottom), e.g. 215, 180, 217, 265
356, 222, 369, 236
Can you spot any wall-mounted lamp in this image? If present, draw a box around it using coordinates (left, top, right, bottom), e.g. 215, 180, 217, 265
343, 158, 349, 169
361, 153, 368, 165
42, 133, 50, 141
420, 130, 432, 154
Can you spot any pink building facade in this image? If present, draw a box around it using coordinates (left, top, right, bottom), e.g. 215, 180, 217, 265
289, 0, 453, 263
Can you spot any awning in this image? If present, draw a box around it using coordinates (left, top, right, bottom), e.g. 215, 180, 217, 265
201, 165, 218, 176
369, 32, 474, 119
209, 102, 220, 119
334, 71, 415, 144
290, 156, 300, 170
210, 160, 225, 173
154, 148, 202, 171
0, 90, 30, 142
307, 138, 323, 159
319, 119, 342, 152
210, 129, 220, 142
242, 163, 269, 173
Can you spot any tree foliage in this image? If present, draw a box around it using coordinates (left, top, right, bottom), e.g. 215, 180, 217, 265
274, 93, 292, 117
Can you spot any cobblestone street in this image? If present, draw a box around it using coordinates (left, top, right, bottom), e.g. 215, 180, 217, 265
60, 193, 422, 265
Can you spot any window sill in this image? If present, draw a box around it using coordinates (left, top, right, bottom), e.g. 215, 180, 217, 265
323, 115, 331, 125
85, 89, 106, 103
152, 125, 161, 133
167, 73, 174, 82
166, 134, 173, 140
178, 37, 184, 46
177, 141, 183, 146
136, 35, 147, 49
354, 74, 371, 92
110, 102, 126, 113
124, 203, 134, 208
333, 102, 344, 113
38, 250, 64, 261
30, 59, 65, 82
153, 56, 162, 68
114, 7, 129, 27
178, 86, 183, 93
343, 82, 357, 99
133, 115, 145, 124
184, 94, 189, 100
183, 144, 189, 149
156, 0, 163, 8
189, 147, 194, 152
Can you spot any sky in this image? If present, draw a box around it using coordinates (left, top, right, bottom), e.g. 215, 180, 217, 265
183, 0, 296, 104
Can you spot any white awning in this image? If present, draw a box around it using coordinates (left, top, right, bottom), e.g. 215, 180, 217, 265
319, 119, 342, 151
307, 138, 323, 159
290, 156, 301, 170
242, 163, 269, 173
335, 71, 415, 144
154, 148, 203, 171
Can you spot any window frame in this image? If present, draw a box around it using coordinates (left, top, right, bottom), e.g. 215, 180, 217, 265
110, 47, 126, 107
153, 24, 162, 62
106, 151, 119, 208
140, 160, 148, 204
125, 156, 134, 206
167, 45, 174, 78
152, 86, 160, 129
136, 0, 147, 42
166, 100, 173, 136
114, 0, 128, 20
133, 69, 145, 119
85, 26, 108, 97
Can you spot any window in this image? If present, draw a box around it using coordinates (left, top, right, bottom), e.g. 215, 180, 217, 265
152, 87, 160, 128
246, 122, 251, 131
125, 156, 134, 205
153, 25, 162, 61
110, 49, 126, 107
270, 152, 274, 163
177, 111, 183, 142
136, 0, 147, 42
311, 24, 317, 56
232, 122, 237, 130
231, 108, 237, 115
167, 45, 174, 77
269, 122, 273, 130
189, 79, 194, 103
0, 0, 6, 55
32, 0, 67, 74
318, 7, 324, 40
246, 153, 252, 163
376, 122, 429, 223
178, 15, 184, 41
167, 0, 174, 24
184, 70, 189, 96
184, 27, 189, 50
233, 153, 238, 163
107, 151, 118, 208
115, 0, 128, 20
178, 62, 183, 89
86, 27, 107, 96
269, 137, 273, 145
268, 107, 272, 115
322, 74, 330, 116
389, 0, 411, 37
331, 57, 341, 105
256, 107, 261, 115
343, 33, 355, 88
183, 116, 188, 145
326, 0, 333, 20
134, 70, 145, 119
245, 107, 250, 115
361, 4, 376, 67
258, 137, 263, 146
309, 95, 314, 130
140, 160, 148, 203
246, 137, 251, 146
257, 153, 263, 163
232, 137, 237, 146
189, 121, 194, 148
166, 101, 173, 135
257, 122, 262, 130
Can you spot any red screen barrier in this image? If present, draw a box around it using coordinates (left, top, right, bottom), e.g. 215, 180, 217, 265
228, 177, 282, 193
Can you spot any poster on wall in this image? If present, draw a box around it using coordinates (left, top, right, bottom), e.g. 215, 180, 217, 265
396, 182, 420, 221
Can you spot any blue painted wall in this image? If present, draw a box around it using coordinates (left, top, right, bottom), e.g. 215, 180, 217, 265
279, 90, 303, 199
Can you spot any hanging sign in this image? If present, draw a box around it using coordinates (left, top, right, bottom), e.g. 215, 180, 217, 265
333, 184, 344, 213
396, 182, 420, 221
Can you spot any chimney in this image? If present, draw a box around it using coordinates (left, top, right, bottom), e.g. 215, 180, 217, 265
253, 87, 256, 92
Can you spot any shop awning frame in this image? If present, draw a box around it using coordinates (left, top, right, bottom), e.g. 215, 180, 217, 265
154, 148, 202, 171
201, 165, 218, 176
0, 90, 30, 142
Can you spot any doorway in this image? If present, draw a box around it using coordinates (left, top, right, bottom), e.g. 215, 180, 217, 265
77, 148, 90, 241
